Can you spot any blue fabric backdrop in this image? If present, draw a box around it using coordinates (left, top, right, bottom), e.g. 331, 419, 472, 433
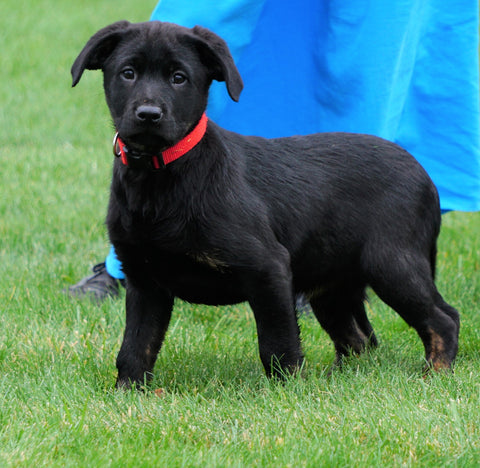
151, 0, 480, 212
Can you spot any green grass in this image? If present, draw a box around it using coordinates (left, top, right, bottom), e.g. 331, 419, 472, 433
1, 1, 480, 466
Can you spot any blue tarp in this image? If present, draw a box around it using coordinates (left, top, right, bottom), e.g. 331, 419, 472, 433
151, 0, 480, 211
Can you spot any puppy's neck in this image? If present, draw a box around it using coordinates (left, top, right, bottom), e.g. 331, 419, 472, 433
113, 113, 208, 170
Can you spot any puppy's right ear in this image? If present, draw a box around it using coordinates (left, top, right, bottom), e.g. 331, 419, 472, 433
71, 21, 130, 87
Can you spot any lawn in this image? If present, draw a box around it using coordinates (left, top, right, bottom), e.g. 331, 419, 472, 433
1, 1, 479, 466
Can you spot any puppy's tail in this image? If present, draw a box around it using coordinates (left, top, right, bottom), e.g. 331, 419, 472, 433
429, 204, 443, 281
430, 242, 437, 281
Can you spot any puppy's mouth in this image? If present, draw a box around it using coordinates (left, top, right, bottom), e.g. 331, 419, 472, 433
120, 132, 174, 154
114, 116, 181, 154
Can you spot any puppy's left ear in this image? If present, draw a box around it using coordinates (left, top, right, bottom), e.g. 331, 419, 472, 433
191, 26, 244, 102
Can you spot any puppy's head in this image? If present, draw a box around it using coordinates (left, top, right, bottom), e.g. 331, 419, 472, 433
71, 21, 243, 152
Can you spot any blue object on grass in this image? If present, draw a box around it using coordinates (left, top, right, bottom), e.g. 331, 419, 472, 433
105, 245, 125, 280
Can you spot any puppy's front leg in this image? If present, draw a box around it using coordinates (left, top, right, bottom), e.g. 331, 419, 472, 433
245, 256, 303, 379
116, 284, 174, 389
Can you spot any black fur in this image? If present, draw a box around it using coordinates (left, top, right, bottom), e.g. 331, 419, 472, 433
72, 21, 459, 387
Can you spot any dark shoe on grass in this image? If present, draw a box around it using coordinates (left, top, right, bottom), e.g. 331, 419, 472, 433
66, 262, 123, 302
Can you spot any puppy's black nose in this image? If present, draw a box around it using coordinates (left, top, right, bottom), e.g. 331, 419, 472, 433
135, 105, 163, 123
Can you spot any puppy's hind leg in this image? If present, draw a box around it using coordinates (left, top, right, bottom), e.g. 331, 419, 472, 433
427, 292, 460, 371
366, 248, 459, 372
309, 284, 377, 367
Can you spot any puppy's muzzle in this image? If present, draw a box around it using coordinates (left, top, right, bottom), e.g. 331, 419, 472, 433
135, 105, 163, 124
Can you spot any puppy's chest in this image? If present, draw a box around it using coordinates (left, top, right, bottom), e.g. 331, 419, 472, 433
118, 216, 201, 261
112, 174, 234, 274
115, 186, 197, 240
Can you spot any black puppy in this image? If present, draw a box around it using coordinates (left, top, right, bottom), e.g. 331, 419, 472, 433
72, 21, 459, 387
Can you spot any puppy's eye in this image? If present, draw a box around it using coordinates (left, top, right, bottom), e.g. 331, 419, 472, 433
171, 72, 187, 85
121, 68, 135, 80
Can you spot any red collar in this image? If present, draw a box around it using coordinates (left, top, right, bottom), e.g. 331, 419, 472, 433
113, 113, 208, 170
